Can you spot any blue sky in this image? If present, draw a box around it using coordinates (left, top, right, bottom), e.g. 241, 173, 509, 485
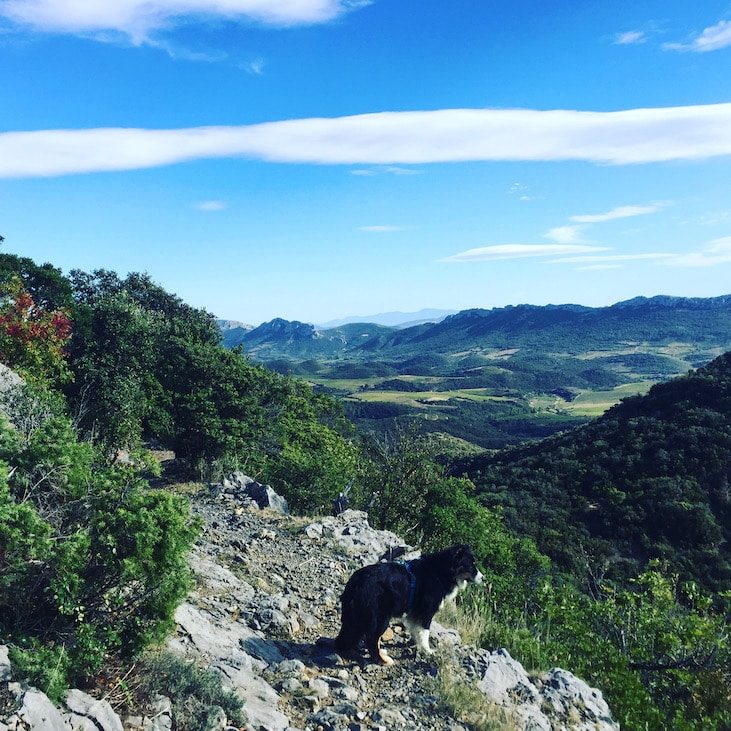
1, 0, 731, 325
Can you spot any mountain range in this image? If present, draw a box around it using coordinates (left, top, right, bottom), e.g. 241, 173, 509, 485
317, 308, 456, 328
219, 294, 731, 365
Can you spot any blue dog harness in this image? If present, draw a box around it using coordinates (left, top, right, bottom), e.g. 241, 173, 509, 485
400, 560, 417, 613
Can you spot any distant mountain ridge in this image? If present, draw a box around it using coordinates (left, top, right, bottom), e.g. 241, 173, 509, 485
218, 294, 731, 362
318, 308, 457, 328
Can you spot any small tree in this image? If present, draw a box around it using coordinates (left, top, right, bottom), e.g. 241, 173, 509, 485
0, 275, 71, 385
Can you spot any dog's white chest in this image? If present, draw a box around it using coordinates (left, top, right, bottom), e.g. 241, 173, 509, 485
438, 580, 466, 611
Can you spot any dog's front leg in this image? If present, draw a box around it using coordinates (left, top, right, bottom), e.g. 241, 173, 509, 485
403, 617, 434, 655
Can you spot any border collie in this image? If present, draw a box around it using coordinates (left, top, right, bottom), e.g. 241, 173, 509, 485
335, 544, 483, 665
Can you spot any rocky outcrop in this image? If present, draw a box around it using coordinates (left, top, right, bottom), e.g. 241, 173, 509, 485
169, 488, 619, 731
304, 509, 418, 566
215, 472, 290, 514
0, 363, 23, 426
1, 484, 619, 731
0, 678, 121, 731
462, 648, 618, 730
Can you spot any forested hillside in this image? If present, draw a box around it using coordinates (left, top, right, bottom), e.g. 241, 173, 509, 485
458, 353, 731, 595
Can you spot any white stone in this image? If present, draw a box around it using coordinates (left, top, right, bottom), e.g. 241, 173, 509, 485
539, 668, 618, 729
17, 689, 71, 731
65, 689, 123, 731
476, 649, 539, 706
0, 646, 11, 681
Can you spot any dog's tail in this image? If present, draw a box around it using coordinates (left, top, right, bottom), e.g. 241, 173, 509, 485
334, 587, 360, 654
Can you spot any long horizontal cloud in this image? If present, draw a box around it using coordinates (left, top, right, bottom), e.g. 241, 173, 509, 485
550, 253, 675, 264
2, 103, 731, 178
441, 244, 608, 263
666, 237, 731, 267
0, 0, 364, 36
570, 202, 669, 223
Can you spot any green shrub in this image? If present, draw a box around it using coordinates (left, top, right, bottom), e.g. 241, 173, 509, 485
0, 400, 199, 696
461, 569, 730, 730
134, 653, 246, 731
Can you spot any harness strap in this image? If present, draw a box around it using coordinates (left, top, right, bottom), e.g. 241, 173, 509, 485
401, 560, 417, 613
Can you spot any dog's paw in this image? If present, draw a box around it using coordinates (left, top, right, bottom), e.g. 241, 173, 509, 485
378, 652, 395, 666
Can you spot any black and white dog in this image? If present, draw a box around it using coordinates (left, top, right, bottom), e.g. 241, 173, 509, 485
335, 545, 483, 665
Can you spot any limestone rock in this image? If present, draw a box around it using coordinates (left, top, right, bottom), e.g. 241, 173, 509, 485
539, 668, 618, 729
475, 648, 539, 705
0, 646, 11, 682
460, 646, 618, 731
303, 510, 417, 566
222, 472, 289, 514
64, 689, 123, 731
16, 688, 70, 731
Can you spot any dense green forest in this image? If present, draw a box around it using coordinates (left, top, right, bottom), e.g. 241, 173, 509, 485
1, 250, 729, 729
456, 353, 731, 597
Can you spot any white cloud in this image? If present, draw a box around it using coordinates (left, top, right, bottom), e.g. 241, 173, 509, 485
544, 225, 585, 244
0, 0, 368, 39
194, 199, 226, 211
576, 264, 623, 271
2, 103, 731, 179
507, 181, 540, 201
666, 236, 731, 267
569, 201, 669, 223
614, 30, 646, 45
441, 244, 608, 263
358, 225, 405, 232
550, 253, 675, 264
349, 166, 420, 176
664, 19, 731, 53
384, 166, 421, 175
240, 57, 266, 75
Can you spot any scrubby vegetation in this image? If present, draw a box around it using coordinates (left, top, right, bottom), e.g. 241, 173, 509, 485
131, 653, 247, 730
0, 392, 198, 699
0, 252, 357, 697
1, 248, 729, 728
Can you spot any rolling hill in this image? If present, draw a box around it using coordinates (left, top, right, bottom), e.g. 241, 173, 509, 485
456, 352, 731, 595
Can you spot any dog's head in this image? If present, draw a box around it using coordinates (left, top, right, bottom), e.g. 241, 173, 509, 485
450, 544, 483, 584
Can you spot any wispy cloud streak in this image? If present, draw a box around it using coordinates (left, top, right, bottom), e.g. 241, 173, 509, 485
2, 103, 731, 178
358, 225, 405, 232
194, 200, 226, 211
664, 19, 731, 52
550, 253, 674, 264
570, 202, 669, 223
614, 30, 646, 45
666, 237, 731, 267
441, 244, 608, 263
544, 225, 585, 244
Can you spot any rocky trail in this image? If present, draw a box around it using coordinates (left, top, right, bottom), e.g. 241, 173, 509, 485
0, 475, 620, 731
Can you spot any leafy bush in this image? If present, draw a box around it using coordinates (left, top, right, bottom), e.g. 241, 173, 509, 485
0, 275, 72, 386
0, 396, 199, 697
461, 568, 730, 730
133, 652, 246, 731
